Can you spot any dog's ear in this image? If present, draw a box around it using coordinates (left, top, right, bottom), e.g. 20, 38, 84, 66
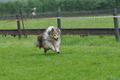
48, 28, 54, 35
57, 28, 61, 34
51, 28, 54, 32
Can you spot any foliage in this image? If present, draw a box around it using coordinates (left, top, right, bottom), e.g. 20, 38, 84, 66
0, 35, 120, 80
0, 0, 119, 15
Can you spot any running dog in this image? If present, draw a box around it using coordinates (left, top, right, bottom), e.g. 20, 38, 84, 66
35, 26, 61, 53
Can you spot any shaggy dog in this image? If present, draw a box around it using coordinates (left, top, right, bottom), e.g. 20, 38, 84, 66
35, 26, 61, 53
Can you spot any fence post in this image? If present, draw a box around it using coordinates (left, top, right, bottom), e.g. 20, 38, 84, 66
113, 8, 120, 41
56, 11, 61, 30
16, 15, 21, 39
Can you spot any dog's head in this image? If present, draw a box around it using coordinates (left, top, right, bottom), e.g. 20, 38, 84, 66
48, 27, 61, 41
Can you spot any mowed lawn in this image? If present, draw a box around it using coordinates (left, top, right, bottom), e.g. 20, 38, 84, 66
0, 35, 120, 80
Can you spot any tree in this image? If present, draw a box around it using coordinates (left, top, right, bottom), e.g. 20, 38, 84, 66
0, 0, 119, 15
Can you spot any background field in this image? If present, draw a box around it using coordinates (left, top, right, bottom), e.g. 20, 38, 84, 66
0, 17, 116, 29
0, 35, 120, 80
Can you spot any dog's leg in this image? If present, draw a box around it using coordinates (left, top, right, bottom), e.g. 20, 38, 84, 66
55, 45, 60, 53
43, 41, 56, 52
50, 45, 56, 52
54, 41, 60, 53
44, 45, 55, 53
44, 49, 48, 53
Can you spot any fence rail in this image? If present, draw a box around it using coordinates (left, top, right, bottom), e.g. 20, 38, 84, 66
0, 28, 116, 36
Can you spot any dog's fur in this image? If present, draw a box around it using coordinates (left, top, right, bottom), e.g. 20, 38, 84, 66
35, 26, 61, 53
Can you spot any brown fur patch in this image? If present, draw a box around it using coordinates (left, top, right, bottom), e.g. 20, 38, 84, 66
55, 46, 59, 47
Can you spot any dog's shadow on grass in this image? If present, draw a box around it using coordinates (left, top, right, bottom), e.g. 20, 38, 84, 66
30, 53, 60, 56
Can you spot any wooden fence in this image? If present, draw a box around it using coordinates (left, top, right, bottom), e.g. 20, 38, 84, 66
0, 9, 120, 41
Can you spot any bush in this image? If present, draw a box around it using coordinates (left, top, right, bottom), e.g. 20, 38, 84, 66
0, 0, 119, 15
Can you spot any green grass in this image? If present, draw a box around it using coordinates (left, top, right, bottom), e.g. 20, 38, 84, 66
0, 35, 120, 80
1, 15, 119, 29
0, 15, 120, 80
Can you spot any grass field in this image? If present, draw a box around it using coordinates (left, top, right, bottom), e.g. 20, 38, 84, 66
0, 35, 120, 80
0, 15, 120, 80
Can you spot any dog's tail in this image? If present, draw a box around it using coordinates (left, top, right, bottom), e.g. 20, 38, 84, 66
35, 41, 41, 49
35, 34, 43, 49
